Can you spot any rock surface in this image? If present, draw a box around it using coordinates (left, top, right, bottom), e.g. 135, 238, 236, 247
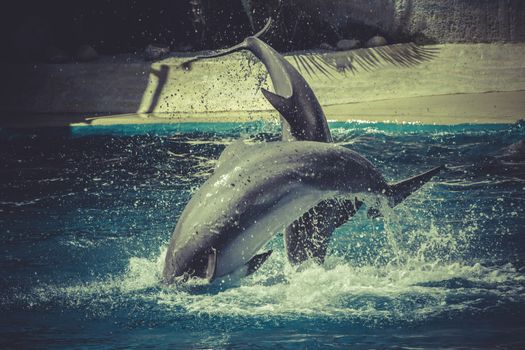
144, 44, 170, 61
175, 43, 194, 52
319, 42, 336, 51
43, 46, 70, 63
365, 36, 387, 48
336, 39, 361, 51
75, 45, 98, 62
298, 0, 525, 43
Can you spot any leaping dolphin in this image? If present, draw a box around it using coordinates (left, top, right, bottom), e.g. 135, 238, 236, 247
181, 18, 441, 266
182, 18, 331, 143
163, 141, 442, 284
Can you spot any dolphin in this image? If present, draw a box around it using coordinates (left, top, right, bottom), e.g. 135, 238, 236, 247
182, 18, 346, 266
182, 18, 331, 143
181, 18, 441, 266
163, 141, 442, 284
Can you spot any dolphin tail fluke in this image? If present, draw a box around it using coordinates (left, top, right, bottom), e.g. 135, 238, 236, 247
388, 165, 444, 207
245, 250, 273, 276
181, 18, 272, 70
181, 41, 248, 70
253, 17, 272, 39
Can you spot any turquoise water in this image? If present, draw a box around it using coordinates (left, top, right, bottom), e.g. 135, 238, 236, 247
1, 121, 524, 349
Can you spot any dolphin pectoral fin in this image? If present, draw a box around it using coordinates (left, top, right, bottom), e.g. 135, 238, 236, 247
388, 165, 444, 207
245, 250, 273, 276
286, 199, 358, 265
261, 88, 294, 120
206, 248, 218, 282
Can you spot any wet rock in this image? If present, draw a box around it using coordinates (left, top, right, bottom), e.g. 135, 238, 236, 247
336, 39, 361, 51
75, 45, 98, 62
145, 44, 170, 61
175, 43, 194, 52
366, 35, 388, 48
43, 46, 70, 63
319, 42, 336, 51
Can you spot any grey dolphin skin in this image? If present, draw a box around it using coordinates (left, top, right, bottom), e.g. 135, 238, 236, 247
181, 18, 442, 266
163, 141, 442, 284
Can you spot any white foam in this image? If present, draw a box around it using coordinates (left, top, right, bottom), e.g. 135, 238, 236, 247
9, 206, 524, 322
13, 234, 522, 323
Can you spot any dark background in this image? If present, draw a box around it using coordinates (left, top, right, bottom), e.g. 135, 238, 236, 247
1, 0, 524, 63
0, 0, 390, 62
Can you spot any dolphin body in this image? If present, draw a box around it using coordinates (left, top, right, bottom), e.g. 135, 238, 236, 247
182, 18, 349, 266
181, 19, 442, 266
163, 141, 442, 283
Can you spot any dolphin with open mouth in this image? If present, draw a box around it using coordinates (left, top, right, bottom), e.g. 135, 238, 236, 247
180, 18, 440, 266
163, 141, 442, 284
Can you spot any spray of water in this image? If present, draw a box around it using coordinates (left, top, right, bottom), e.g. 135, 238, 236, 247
7, 202, 522, 325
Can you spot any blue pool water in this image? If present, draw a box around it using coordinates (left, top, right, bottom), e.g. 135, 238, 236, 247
1, 121, 524, 349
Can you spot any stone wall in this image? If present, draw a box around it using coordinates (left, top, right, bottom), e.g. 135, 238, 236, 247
2, 1, 523, 64
305, 0, 525, 43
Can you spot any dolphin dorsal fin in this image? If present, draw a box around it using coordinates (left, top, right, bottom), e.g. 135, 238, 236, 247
261, 88, 295, 124
216, 140, 265, 169
388, 165, 444, 207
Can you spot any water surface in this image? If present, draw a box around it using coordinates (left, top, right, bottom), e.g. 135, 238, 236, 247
1, 121, 524, 349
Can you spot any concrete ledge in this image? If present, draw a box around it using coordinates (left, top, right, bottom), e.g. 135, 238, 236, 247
1, 44, 524, 126
2, 91, 523, 127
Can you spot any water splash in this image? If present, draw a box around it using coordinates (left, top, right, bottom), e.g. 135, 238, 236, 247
6, 218, 523, 327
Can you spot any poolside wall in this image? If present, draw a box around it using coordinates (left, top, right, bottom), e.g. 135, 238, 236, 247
1, 43, 524, 126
